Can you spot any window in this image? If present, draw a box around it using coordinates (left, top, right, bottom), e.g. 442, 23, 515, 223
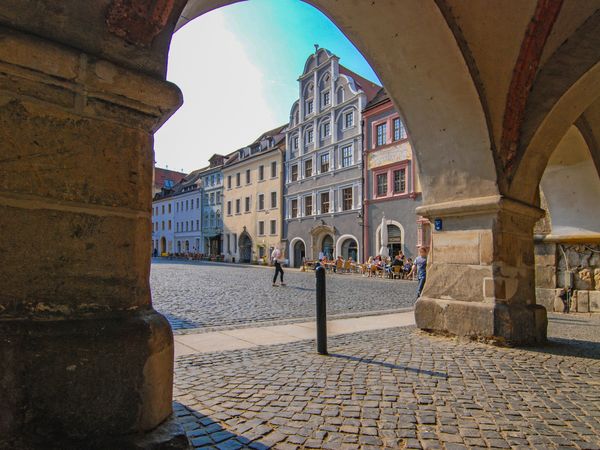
293, 136, 298, 149
258, 194, 265, 211
377, 173, 388, 197
259, 165, 264, 181
306, 99, 313, 114
176, 223, 179, 232
210, 193, 214, 205
341, 146, 352, 167
270, 220, 276, 235
270, 192, 277, 208
168, 204, 171, 213
227, 201, 232, 215
161, 205, 164, 214
216, 192, 221, 204
393, 118, 407, 141
291, 199, 298, 218
344, 111, 354, 128
234, 233, 237, 253
245, 196, 250, 212
305, 196, 313, 216
393, 168, 406, 193
235, 199, 240, 214
196, 220, 199, 230
168, 220, 171, 230
304, 159, 313, 178
245, 169, 251, 184
321, 192, 330, 214
271, 161, 277, 178
186, 222, 189, 231
185, 200, 189, 211
376, 123, 387, 146
291, 165, 298, 182
320, 153, 329, 173
342, 187, 353, 211
306, 129, 313, 143
236, 173, 240, 187
258, 221, 265, 236
322, 122, 330, 138
322, 91, 330, 106
211, 174, 215, 186
161, 221, 165, 231
227, 175, 231, 189
195, 198, 199, 209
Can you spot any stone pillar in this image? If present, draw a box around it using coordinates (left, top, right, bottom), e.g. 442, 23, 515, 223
414, 195, 548, 345
0, 27, 187, 447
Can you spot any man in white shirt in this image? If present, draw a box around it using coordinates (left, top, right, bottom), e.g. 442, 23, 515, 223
271, 246, 285, 287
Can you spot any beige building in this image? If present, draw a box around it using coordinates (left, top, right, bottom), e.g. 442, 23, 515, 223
222, 126, 286, 263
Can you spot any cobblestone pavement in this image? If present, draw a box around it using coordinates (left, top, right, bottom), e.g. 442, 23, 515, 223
151, 260, 417, 331
173, 313, 600, 449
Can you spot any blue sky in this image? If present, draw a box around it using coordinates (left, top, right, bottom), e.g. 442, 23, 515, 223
154, 0, 380, 173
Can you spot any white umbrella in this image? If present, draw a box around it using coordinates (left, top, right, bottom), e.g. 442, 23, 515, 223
379, 214, 389, 258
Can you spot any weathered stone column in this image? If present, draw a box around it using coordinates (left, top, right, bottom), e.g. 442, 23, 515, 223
0, 27, 187, 447
414, 195, 548, 345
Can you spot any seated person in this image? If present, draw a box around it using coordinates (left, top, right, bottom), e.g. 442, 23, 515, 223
403, 258, 413, 275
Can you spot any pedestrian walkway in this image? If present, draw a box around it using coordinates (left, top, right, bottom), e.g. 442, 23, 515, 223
174, 313, 600, 449
174, 311, 416, 356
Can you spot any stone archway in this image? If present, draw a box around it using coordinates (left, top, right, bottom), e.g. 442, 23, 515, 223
289, 237, 306, 268
238, 231, 252, 263
3, 0, 600, 445
375, 220, 405, 258
335, 234, 360, 262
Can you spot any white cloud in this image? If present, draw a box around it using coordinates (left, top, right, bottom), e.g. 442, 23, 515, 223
154, 11, 280, 172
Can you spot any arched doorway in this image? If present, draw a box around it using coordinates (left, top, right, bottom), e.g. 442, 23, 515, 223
293, 239, 305, 268
321, 235, 334, 259
160, 237, 167, 254
341, 238, 358, 261
387, 225, 402, 257
238, 232, 252, 263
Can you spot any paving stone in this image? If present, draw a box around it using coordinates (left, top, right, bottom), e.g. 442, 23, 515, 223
169, 291, 600, 450
152, 261, 417, 331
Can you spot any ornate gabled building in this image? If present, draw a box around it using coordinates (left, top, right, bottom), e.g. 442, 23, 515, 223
284, 48, 380, 267
222, 125, 286, 263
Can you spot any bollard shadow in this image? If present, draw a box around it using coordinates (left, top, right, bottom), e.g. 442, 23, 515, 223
327, 353, 448, 379
159, 312, 204, 331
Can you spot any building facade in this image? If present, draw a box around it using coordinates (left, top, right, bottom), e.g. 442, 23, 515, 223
152, 195, 175, 255
199, 154, 225, 256
222, 127, 286, 263
362, 89, 428, 259
152, 170, 204, 255
284, 48, 380, 267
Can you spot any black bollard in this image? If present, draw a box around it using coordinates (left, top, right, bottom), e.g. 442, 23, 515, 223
315, 265, 328, 355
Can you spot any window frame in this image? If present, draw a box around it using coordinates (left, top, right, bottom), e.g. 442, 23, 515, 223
341, 145, 353, 168
320, 153, 330, 173
290, 164, 298, 182
291, 199, 298, 218
320, 191, 330, 214
342, 187, 353, 211
304, 195, 313, 216
304, 159, 313, 178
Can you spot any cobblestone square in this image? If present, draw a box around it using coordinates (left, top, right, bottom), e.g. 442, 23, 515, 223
151, 260, 417, 331
173, 314, 600, 449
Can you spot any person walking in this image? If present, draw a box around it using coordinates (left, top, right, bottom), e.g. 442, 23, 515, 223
271, 246, 285, 287
410, 247, 428, 299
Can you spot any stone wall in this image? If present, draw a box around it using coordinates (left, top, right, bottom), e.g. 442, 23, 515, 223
535, 242, 600, 313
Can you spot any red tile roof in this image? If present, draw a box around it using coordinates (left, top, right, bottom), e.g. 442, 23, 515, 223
339, 65, 382, 103
154, 167, 186, 190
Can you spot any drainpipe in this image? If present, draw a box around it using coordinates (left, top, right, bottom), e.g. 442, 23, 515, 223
361, 118, 368, 262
